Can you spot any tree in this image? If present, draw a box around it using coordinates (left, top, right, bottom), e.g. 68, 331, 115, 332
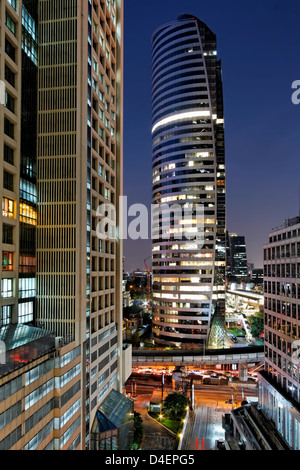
131, 411, 144, 449
123, 305, 143, 318
131, 331, 140, 346
162, 393, 188, 420
249, 310, 264, 338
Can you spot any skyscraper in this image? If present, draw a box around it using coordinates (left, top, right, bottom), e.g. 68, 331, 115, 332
0, 0, 131, 450
36, 0, 129, 449
226, 232, 248, 282
151, 15, 226, 347
259, 214, 300, 449
1, 0, 38, 334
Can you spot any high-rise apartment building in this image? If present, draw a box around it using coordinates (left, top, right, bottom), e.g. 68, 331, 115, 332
0, 0, 131, 450
151, 15, 226, 347
226, 232, 248, 282
259, 214, 300, 449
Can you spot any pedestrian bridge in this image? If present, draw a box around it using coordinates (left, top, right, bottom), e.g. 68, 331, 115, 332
132, 345, 264, 368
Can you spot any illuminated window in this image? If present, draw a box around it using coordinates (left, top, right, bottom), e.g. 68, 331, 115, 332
20, 179, 37, 203
7, 0, 17, 11
2, 252, 13, 271
19, 277, 35, 299
18, 301, 33, 323
2, 197, 15, 218
19, 255, 36, 274
19, 203, 37, 225
1, 278, 13, 298
1, 305, 12, 326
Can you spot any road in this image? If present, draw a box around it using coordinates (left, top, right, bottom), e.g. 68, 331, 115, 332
125, 375, 258, 451
181, 384, 258, 451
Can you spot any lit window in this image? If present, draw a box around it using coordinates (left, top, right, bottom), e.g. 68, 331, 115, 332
1, 305, 12, 326
7, 0, 17, 11
20, 179, 37, 203
2, 252, 13, 271
19, 277, 35, 299
18, 301, 33, 323
2, 197, 15, 218
19, 203, 37, 225
19, 254, 36, 274
1, 278, 13, 298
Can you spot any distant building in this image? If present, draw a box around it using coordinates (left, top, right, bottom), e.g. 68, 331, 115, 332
226, 233, 248, 281
251, 268, 263, 286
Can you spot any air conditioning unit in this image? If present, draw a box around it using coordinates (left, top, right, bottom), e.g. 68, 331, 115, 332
55, 337, 65, 348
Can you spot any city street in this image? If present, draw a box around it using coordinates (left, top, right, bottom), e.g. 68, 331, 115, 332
181, 384, 258, 450
126, 374, 258, 451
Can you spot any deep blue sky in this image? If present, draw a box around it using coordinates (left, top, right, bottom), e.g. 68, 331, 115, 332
123, 0, 300, 272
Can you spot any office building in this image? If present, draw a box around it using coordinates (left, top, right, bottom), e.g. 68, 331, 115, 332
1, 0, 37, 327
0, 0, 131, 450
226, 232, 248, 282
259, 214, 300, 449
151, 14, 226, 347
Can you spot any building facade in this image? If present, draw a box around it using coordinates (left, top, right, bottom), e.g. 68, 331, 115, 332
151, 15, 226, 347
259, 215, 300, 449
0, 0, 130, 450
226, 232, 248, 282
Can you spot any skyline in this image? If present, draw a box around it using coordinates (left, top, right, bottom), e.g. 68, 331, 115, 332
123, 0, 300, 272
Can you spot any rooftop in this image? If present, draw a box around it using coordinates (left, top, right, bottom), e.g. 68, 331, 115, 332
0, 323, 56, 375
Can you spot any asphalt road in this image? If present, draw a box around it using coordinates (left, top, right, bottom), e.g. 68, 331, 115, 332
126, 375, 258, 451
181, 384, 258, 451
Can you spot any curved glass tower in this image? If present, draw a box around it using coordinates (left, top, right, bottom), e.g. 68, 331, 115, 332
151, 15, 226, 348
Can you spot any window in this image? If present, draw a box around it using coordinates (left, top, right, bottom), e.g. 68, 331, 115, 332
22, 5, 38, 64
21, 156, 36, 178
2, 252, 13, 271
18, 277, 35, 299
105, 188, 110, 200
6, 12, 16, 36
5, 38, 16, 61
19, 203, 37, 225
2, 197, 15, 218
5, 92, 15, 113
3, 171, 14, 191
20, 179, 37, 204
1, 279, 13, 298
1, 305, 12, 326
93, 58, 98, 73
18, 301, 34, 323
4, 144, 14, 165
19, 255, 36, 274
7, 0, 17, 11
25, 379, 54, 410
5, 65, 15, 87
4, 118, 14, 139
2, 224, 13, 244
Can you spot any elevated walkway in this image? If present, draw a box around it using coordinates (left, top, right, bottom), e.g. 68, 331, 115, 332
132, 345, 264, 367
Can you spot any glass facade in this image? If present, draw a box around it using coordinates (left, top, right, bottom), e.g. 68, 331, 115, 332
151, 15, 226, 347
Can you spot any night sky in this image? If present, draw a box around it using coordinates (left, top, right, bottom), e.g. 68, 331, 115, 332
123, 0, 300, 273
